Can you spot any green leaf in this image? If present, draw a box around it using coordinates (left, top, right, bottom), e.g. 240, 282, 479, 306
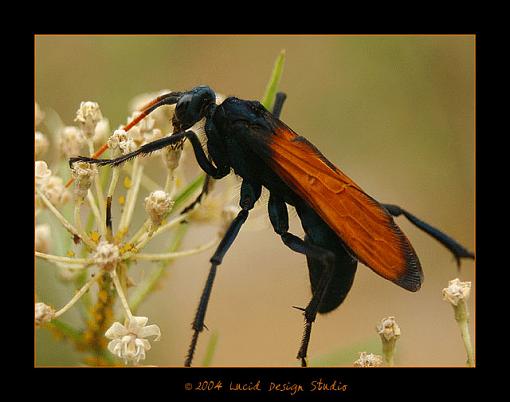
47, 319, 83, 343
260, 50, 286, 111
170, 174, 206, 213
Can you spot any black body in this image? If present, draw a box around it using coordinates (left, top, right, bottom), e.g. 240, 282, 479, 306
71, 85, 474, 367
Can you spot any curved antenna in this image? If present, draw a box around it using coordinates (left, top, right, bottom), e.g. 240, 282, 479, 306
66, 91, 183, 187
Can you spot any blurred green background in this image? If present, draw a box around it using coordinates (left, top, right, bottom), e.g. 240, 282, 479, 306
35, 35, 475, 367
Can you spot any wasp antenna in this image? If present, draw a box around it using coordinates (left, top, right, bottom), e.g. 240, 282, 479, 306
66, 92, 183, 188
137, 91, 181, 112
125, 92, 182, 131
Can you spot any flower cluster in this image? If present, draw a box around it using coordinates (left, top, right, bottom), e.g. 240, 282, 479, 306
35, 93, 235, 366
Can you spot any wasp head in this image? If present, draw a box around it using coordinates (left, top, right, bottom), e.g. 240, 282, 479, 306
173, 85, 216, 131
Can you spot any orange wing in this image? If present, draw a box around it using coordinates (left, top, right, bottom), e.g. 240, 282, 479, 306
266, 122, 423, 291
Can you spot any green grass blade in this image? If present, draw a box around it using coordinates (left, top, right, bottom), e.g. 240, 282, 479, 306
260, 50, 286, 111
170, 174, 206, 213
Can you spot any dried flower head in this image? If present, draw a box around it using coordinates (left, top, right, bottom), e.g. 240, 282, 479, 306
35, 161, 52, 185
377, 316, 401, 341
60, 126, 85, 158
145, 190, 173, 226
75, 101, 103, 139
354, 352, 383, 367
163, 145, 183, 171
41, 175, 71, 206
71, 161, 98, 199
128, 112, 156, 145
92, 241, 120, 271
35, 131, 49, 158
105, 316, 161, 365
35, 302, 55, 327
107, 129, 137, 155
93, 117, 110, 146
35, 224, 51, 253
442, 278, 471, 306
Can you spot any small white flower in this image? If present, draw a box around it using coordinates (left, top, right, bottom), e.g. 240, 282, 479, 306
107, 129, 137, 155
443, 278, 471, 306
35, 131, 49, 158
71, 161, 98, 199
35, 302, 55, 327
93, 241, 120, 271
35, 161, 52, 185
35, 224, 51, 253
105, 316, 161, 365
377, 316, 401, 341
93, 117, 110, 146
128, 112, 156, 146
354, 352, 383, 367
163, 145, 183, 171
145, 190, 173, 226
35, 102, 45, 126
75, 101, 103, 139
60, 126, 85, 157
41, 175, 71, 206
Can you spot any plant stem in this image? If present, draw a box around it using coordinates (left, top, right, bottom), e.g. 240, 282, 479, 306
111, 269, 133, 321
54, 272, 103, 319
88, 139, 107, 236
36, 189, 96, 250
453, 300, 474, 367
35, 251, 90, 265
133, 237, 218, 261
129, 223, 188, 313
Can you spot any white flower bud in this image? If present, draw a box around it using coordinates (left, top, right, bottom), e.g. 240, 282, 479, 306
41, 176, 71, 206
377, 316, 401, 342
145, 190, 173, 226
35, 161, 52, 185
35, 302, 55, 327
35, 131, 49, 158
93, 117, 110, 146
75, 101, 103, 139
163, 146, 183, 171
108, 129, 137, 155
442, 278, 471, 306
93, 241, 120, 271
60, 126, 85, 157
354, 352, 383, 367
35, 224, 51, 253
71, 161, 98, 199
